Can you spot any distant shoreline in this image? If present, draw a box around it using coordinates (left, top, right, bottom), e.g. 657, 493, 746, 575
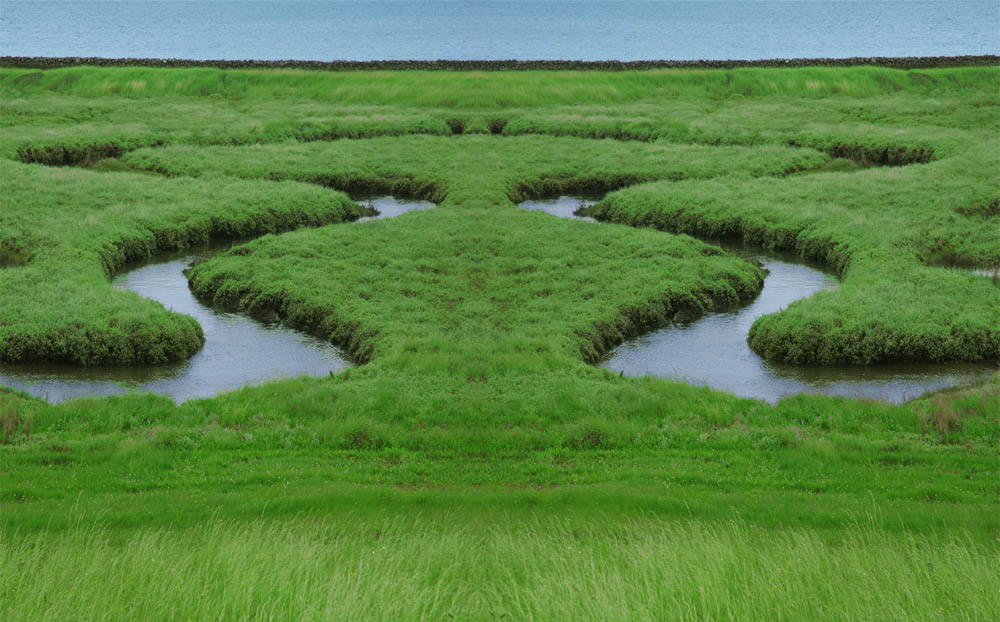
2, 55, 998, 71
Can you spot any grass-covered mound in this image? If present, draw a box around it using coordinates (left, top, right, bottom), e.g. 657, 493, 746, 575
587, 142, 1000, 363
118, 132, 999, 365
185, 204, 764, 367
1, 64, 998, 619
2, 66, 997, 366
0, 159, 368, 364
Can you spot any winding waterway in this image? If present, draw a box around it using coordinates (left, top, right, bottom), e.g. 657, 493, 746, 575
518, 196, 997, 404
0, 197, 432, 403
2, 195, 993, 404
518, 195, 599, 222
356, 195, 436, 222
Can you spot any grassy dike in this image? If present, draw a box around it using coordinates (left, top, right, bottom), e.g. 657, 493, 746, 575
1, 64, 999, 619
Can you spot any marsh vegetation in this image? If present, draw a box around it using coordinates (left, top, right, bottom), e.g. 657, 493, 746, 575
1, 64, 998, 619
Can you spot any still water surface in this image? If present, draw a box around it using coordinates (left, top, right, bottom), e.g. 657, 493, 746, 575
0, 245, 352, 403
0, 197, 432, 403
517, 195, 598, 221
356, 195, 436, 222
2, 1, 996, 61
519, 196, 997, 404
2, 196, 993, 404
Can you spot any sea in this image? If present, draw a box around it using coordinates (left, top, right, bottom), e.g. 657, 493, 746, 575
1, 1, 997, 61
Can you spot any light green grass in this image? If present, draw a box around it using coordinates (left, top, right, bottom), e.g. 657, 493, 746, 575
3, 65, 997, 106
3, 514, 997, 621
1, 64, 999, 619
0, 158, 368, 364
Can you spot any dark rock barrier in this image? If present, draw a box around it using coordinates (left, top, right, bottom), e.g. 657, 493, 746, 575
2, 56, 998, 71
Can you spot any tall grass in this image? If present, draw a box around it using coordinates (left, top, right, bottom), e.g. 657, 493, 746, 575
2, 68, 998, 620
2, 65, 997, 107
2, 514, 995, 620
0, 159, 367, 365
117, 134, 1000, 366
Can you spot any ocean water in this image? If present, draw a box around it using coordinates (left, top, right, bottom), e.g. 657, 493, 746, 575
1, 1, 996, 61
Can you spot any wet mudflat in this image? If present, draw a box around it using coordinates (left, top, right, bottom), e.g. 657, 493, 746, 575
0, 197, 433, 403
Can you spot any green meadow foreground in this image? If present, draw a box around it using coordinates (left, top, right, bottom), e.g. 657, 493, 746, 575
1, 65, 998, 619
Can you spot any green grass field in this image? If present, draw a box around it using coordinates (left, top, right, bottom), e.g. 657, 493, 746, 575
1, 64, 999, 620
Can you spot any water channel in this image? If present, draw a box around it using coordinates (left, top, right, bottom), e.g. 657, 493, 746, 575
517, 196, 997, 404
2, 195, 994, 404
0, 197, 433, 403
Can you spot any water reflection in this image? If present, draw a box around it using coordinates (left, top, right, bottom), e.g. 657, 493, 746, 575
0, 244, 351, 403
604, 243, 996, 404
516, 195, 599, 222
0, 197, 435, 403
356, 195, 435, 222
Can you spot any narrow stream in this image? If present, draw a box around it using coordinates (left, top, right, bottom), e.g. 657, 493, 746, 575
518, 196, 998, 404
517, 195, 599, 222
3, 195, 993, 404
356, 195, 436, 222
0, 197, 432, 403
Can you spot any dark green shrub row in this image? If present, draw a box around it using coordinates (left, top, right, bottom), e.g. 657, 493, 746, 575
787, 140, 935, 166
2, 55, 997, 71
0, 317, 205, 366
510, 175, 658, 202
93, 200, 371, 279
16, 137, 163, 166
268, 174, 443, 204
285, 118, 450, 142
187, 264, 377, 364
0, 158, 372, 365
12, 119, 453, 166
748, 314, 1000, 365
577, 268, 764, 364
17, 142, 124, 165
585, 198, 855, 277
118, 138, 830, 204
16, 128, 932, 171
503, 118, 935, 166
